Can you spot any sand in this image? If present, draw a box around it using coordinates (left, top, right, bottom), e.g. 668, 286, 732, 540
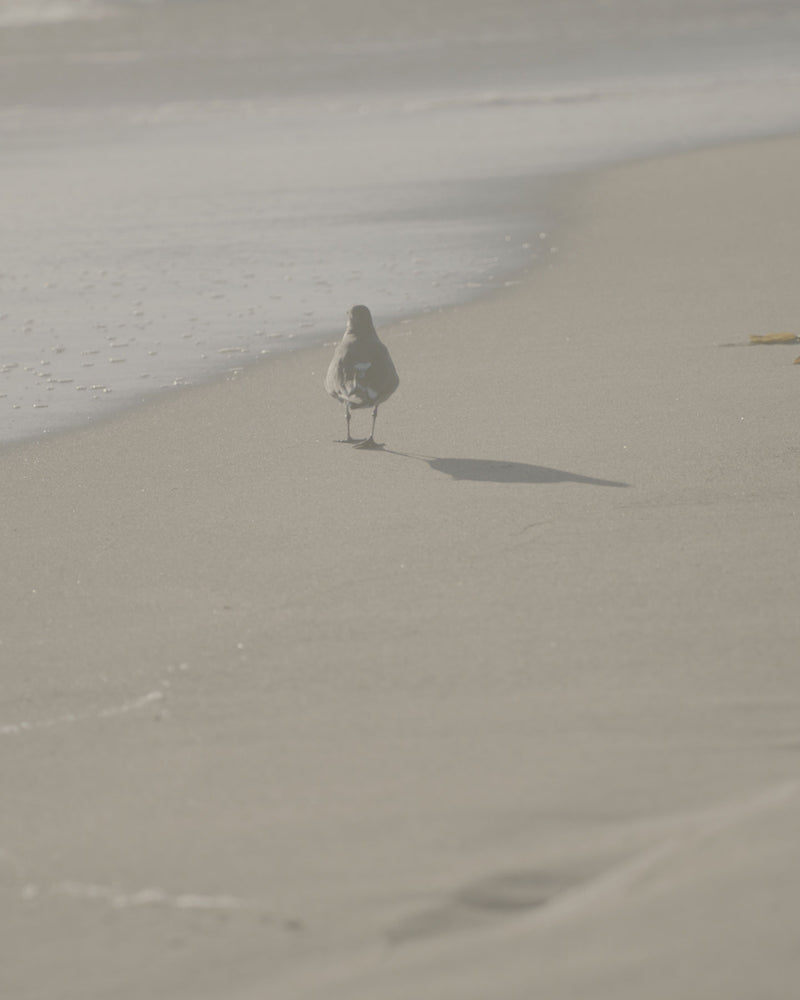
2, 134, 800, 999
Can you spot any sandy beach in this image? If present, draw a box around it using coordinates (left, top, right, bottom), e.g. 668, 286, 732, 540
3, 133, 800, 998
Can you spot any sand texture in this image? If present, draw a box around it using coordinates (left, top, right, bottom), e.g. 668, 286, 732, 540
3, 135, 800, 999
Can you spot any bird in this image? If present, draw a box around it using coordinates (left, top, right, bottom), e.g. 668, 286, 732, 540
325, 305, 399, 448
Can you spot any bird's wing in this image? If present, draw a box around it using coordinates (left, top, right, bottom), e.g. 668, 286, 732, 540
326, 351, 372, 405
367, 342, 400, 403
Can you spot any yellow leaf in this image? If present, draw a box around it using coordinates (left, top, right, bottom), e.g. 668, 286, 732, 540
749, 332, 800, 344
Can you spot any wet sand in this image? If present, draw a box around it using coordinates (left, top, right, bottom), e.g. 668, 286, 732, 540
2, 135, 800, 999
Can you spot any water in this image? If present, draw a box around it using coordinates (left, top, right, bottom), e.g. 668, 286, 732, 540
2, 0, 800, 443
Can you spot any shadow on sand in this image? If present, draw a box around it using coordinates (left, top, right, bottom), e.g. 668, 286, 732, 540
383, 451, 629, 488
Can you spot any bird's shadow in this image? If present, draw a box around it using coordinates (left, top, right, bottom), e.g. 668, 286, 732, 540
383, 451, 629, 488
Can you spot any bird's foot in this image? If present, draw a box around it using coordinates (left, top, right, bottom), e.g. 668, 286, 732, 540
353, 436, 383, 450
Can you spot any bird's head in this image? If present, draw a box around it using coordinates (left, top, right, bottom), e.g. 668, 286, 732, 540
347, 304, 375, 336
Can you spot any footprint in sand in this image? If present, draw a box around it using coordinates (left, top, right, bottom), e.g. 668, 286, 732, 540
386, 869, 580, 945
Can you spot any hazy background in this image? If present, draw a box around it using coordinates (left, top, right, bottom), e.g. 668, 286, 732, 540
3, 0, 800, 442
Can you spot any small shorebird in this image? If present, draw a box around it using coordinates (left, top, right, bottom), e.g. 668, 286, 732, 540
325, 305, 399, 448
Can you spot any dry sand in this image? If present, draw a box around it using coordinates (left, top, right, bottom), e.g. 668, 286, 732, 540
2, 134, 800, 999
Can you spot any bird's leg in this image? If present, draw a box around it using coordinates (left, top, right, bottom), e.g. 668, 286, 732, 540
354, 406, 380, 449
345, 403, 354, 443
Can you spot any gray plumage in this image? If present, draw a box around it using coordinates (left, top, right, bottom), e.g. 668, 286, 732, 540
325, 305, 399, 447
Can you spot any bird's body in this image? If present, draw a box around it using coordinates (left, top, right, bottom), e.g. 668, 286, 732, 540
325, 305, 399, 447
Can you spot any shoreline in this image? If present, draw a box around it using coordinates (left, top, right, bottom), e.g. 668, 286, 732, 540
4, 110, 800, 452
0, 112, 557, 448
5, 18, 800, 447
4, 132, 800, 999
0, 139, 566, 449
